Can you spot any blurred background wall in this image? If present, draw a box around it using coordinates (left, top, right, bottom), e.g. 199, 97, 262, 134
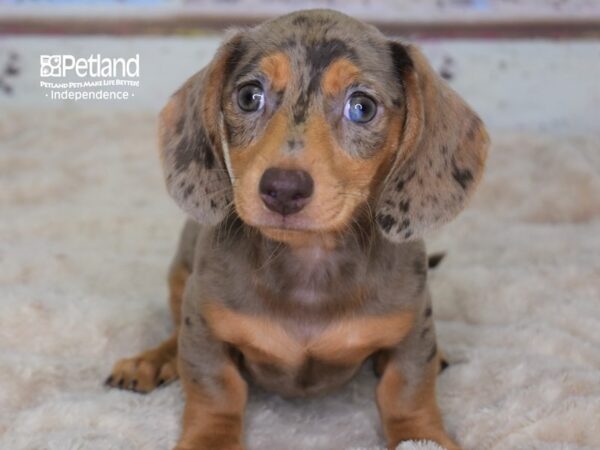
1, 0, 600, 37
1, 0, 599, 134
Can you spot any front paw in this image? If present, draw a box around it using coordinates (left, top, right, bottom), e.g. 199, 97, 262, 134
105, 350, 177, 393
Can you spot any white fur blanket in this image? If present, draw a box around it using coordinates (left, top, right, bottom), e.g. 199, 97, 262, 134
0, 37, 599, 450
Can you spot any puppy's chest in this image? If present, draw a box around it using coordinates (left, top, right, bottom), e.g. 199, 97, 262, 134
202, 302, 413, 396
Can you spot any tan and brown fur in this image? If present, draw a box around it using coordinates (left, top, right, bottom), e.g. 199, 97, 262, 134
107, 9, 489, 450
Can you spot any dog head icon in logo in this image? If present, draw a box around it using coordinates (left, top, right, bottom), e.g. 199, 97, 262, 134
40, 55, 62, 77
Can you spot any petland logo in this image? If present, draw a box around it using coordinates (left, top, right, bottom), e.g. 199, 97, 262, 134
39, 53, 141, 101
40, 54, 140, 78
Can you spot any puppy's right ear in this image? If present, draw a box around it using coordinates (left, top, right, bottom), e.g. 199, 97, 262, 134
375, 43, 489, 242
158, 32, 245, 225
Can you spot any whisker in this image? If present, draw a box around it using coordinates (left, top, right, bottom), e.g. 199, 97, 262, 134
256, 240, 285, 272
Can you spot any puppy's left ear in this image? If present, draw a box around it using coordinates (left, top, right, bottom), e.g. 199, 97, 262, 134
376, 43, 490, 242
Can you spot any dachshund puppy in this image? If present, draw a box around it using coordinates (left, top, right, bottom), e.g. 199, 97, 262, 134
106, 9, 488, 450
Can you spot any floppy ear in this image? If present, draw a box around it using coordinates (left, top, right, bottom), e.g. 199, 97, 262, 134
158, 33, 244, 225
376, 43, 490, 242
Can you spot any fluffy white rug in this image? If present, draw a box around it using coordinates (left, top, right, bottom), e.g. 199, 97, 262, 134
0, 37, 599, 450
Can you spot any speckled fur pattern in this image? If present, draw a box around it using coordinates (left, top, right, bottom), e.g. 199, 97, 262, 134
112, 9, 489, 450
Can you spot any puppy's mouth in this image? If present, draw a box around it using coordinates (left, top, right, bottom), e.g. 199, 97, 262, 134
242, 209, 318, 232
235, 197, 354, 240
248, 213, 334, 246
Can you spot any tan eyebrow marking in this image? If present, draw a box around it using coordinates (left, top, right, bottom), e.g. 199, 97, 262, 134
259, 52, 291, 91
322, 58, 360, 97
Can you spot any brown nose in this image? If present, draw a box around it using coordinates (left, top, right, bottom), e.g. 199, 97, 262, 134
259, 168, 314, 216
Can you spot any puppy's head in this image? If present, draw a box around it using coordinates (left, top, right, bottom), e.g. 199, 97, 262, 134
159, 10, 489, 244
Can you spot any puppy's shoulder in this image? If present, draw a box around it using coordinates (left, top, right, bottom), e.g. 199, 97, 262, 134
371, 236, 427, 270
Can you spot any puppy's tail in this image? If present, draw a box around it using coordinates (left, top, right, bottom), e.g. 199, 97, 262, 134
428, 252, 446, 269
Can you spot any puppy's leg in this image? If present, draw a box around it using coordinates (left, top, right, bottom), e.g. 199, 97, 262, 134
106, 221, 200, 393
105, 262, 189, 393
175, 307, 247, 450
376, 310, 459, 450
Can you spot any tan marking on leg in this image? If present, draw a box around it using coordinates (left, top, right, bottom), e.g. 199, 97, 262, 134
176, 362, 247, 450
169, 263, 191, 327
376, 358, 460, 450
321, 58, 360, 97
106, 333, 178, 393
259, 52, 291, 91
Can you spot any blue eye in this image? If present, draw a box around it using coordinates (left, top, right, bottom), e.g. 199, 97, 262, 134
344, 93, 377, 123
237, 83, 265, 112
